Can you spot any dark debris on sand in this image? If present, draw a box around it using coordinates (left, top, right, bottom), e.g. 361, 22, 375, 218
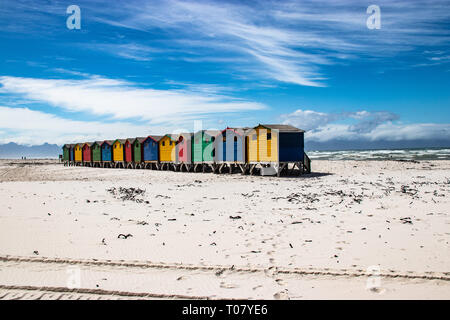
107, 187, 146, 202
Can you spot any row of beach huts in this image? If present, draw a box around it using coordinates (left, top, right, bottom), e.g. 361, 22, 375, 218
62, 124, 311, 176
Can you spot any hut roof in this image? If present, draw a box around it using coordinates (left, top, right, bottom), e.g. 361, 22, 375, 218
101, 140, 114, 146
83, 142, 94, 147
162, 134, 180, 142
131, 137, 147, 144
144, 135, 164, 143
112, 139, 127, 145
258, 124, 305, 132
193, 130, 220, 138
63, 144, 75, 148
217, 127, 249, 137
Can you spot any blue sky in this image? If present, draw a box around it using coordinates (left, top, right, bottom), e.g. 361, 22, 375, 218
0, 0, 449, 146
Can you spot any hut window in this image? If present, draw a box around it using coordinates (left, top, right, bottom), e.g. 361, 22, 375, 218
162, 141, 165, 146
170, 141, 173, 146
223, 136, 226, 142
212, 137, 215, 142
234, 136, 238, 142
267, 133, 271, 140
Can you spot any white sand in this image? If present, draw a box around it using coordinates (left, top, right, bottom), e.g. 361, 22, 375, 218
0, 159, 449, 299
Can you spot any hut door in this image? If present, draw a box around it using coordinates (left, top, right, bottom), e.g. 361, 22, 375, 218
234, 137, 237, 161
245, 137, 249, 162
223, 141, 226, 161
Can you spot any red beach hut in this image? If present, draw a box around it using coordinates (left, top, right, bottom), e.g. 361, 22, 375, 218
124, 138, 134, 163
82, 142, 93, 163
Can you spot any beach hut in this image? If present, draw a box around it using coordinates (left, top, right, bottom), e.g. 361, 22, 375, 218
246, 124, 307, 176
101, 140, 113, 167
124, 138, 135, 168
175, 133, 193, 171
132, 137, 146, 168
91, 141, 102, 166
82, 142, 93, 166
159, 134, 178, 170
214, 127, 248, 173
62, 144, 72, 164
69, 144, 74, 163
192, 130, 220, 172
142, 135, 163, 169
112, 139, 126, 168
74, 143, 83, 165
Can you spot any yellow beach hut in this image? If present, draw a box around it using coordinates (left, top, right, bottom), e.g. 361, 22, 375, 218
159, 134, 178, 170
112, 139, 126, 168
246, 124, 307, 176
74, 143, 83, 165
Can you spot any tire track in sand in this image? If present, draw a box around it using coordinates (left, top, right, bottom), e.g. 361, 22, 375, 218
1, 255, 449, 282
0, 285, 212, 300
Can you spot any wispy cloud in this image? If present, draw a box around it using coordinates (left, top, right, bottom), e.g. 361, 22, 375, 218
88, 0, 450, 86
2, 1, 449, 86
0, 75, 266, 125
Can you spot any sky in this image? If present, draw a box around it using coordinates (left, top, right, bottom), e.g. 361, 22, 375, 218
0, 0, 449, 148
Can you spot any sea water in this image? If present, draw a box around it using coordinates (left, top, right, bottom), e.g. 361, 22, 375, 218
306, 148, 450, 161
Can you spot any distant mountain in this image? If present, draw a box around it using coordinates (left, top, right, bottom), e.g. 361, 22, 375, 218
0, 142, 61, 159
305, 139, 450, 151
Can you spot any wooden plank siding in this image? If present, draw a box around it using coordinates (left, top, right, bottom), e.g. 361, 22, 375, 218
214, 128, 247, 163
62, 144, 71, 161
175, 133, 193, 164
112, 139, 126, 162
74, 144, 83, 162
192, 130, 218, 163
247, 126, 278, 162
82, 143, 93, 162
91, 142, 102, 162
143, 136, 161, 162
159, 135, 177, 162
133, 138, 145, 163
124, 139, 134, 163
101, 141, 113, 162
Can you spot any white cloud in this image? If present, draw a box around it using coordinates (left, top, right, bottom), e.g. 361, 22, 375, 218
0, 75, 266, 125
281, 108, 450, 142
0, 106, 171, 145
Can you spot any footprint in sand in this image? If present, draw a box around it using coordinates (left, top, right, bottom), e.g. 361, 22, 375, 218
273, 289, 290, 300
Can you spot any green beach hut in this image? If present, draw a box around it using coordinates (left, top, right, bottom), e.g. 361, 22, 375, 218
91, 141, 102, 166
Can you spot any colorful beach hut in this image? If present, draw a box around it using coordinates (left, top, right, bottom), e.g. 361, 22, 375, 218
112, 139, 126, 168
132, 137, 146, 166
175, 133, 193, 170
74, 143, 83, 164
91, 141, 102, 166
62, 144, 72, 163
214, 127, 248, 173
192, 130, 220, 172
124, 138, 135, 167
159, 135, 178, 169
246, 124, 306, 176
69, 144, 74, 162
142, 135, 163, 169
82, 142, 93, 165
101, 140, 113, 167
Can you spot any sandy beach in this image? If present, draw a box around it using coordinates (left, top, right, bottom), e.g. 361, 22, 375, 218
0, 159, 449, 299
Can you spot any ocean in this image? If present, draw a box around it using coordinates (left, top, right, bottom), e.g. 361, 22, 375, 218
306, 148, 450, 161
